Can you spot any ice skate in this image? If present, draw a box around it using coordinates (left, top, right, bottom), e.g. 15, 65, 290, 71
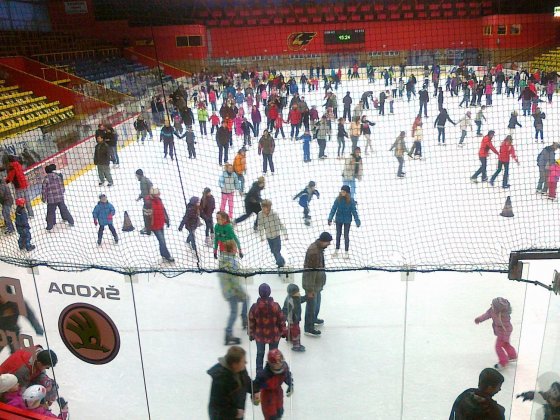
343, 251, 350, 259
304, 330, 321, 337
493, 363, 506, 371
291, 345, 306, 352
333, 249, 339, 258
225, 335, 241, 345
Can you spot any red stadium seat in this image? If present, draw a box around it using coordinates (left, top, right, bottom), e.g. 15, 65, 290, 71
364, 13, 374, 20
388, 4, 398, 11
457, 10, 467, 16
430, 10, 441, 17
286, 17, 296, 24
442, 3, 452, 9
417, 11, 427, 18
444, 10, 453, 17
337, 14, 348, 21
359, 4, 372, 12
333, 5, 343, 14
377, 13, 387, 20
311, 16, 322, 23
415, 3, 425, 10
404, 12, 414, 19
429, 4, 439, 10
374, 4, 384, 11
258, 17, 271, 25
325, 15, 335, 22
390, 12, 401, 19
347, 5, 357, 13
273, 17, 283, 24
402, 3, 412, 11
240, 9, 250, 17
298, 16, 309, 23
351, 14, 361, 21
456, 2, 466, 8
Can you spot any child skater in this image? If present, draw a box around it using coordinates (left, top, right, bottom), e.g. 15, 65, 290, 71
253, 349, 293, 420
297, 129, 312, 163
293, 181, 320, 226
475, 297, 517, 370
547, 159, 560, 201
178, 196, 200, 253
213, 211, 242, 259
15, 198, 34, 251
92, 194, 118, 246
282, 283, 306, 352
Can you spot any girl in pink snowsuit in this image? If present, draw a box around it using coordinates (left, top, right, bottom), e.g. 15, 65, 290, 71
475, 297, 517, 369
548, 160, 560, 200
234, 113, 244, 136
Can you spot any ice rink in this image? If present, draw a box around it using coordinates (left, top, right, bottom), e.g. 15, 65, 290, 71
1, 69, 559, 419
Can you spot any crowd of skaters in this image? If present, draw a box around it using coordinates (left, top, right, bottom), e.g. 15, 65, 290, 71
0, 61, 558, 417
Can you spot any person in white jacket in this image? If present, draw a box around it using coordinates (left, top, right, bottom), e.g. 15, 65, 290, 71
257, 200, 287, 268
458, 111, 473, 146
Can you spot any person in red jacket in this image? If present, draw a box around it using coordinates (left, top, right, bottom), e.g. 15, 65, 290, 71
0, 346, 58, 400
489, 135, 519, 189
287, 105, 302, 139
150, 188, 174, 263
5, 156, 33, 217
471, 130, 498, 183
248, 283, 287, 373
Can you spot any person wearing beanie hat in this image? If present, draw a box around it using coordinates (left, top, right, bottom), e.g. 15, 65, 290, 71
92, 194, 118, 246
135, 169, 153, 235
178, 196, 200, 252
0, 374, 18, 394
342, 146, 363, 197
537, 142, 560, 194
150, 188, 174, 262
234, 176, 265, 230
41, 162, 74, 231
293, 181, 320, 225
302, 232, 332, 337
282, 284, 306, 352
134, 113, 150, 143
93, 134, 113, 187
328, 186, 360, 258
343, 91, 352, 122
249, 283, 286, 372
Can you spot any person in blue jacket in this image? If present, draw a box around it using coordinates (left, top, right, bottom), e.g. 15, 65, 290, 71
297, 130, 312, 163
92, 194, 118, 246
327, 185, 360, 258
293, 181, 320, 225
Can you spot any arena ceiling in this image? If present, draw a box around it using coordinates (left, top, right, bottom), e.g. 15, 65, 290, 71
92, 0, 560, 26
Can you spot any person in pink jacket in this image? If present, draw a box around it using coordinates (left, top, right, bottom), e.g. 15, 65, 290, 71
484, 82, 493, 106
475, 297, 517, 370
5, 384, 68, 419
547, 159, 560, 200
234, 112, 244, 137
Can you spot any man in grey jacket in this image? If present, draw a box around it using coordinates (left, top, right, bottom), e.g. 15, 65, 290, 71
257, 199, 287, 268
302, 232, 332, 337
536, 143, 559, 194
136, 169, 153, 235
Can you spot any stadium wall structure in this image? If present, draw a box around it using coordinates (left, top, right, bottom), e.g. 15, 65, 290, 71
0, 57, 111, 116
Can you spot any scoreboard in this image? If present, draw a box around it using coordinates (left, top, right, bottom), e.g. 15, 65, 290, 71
324, 29, 366, 45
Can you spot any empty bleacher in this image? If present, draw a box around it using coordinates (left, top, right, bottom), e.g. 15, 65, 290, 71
0, 81, 74, 140
193, 0, 493, 27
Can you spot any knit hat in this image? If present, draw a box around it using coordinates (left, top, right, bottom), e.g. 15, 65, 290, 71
341, 185, 351, 194
318, 232, 333, 242
98, 194, 107, 200
45, 164, 56, 174
189, 196, 199, 205
287, 283, 299, 296
239, 147, 246, 153
150, 188, 160, 195
203, 187, 211, 194
135, 169, 143, 176
0, 374, 17, 393
308, 181, 316, 188
258, 283, 271, 298
257, 176, 265, 185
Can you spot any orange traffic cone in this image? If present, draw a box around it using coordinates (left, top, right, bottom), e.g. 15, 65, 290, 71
500, 196, 514, 218
122, 211, 135, 232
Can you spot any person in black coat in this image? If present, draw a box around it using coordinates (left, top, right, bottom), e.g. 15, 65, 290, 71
434, 108, 456, 145
418, 87, 429, 117
208, 346, 253, 420
234, 177, 265, 230
93, 135, 113, 186
342, 92, 352, 122
216, 120, 231, 166
449, 368, 505, 420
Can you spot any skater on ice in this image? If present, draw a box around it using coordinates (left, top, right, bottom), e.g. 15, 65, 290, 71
293, 181, 320, 225
253, 349, 293, 420
328, 185, 361, 258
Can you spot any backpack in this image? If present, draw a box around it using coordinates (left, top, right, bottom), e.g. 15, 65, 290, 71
492, 297, 511, 315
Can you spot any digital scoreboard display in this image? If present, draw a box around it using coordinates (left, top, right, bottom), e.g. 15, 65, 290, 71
324, 29, 366, 45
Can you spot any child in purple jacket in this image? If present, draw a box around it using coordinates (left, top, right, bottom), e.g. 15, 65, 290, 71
475, 297, 517, 370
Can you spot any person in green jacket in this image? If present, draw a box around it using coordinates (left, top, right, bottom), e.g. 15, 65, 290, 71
198, 105, 209, 136
214, 211, 242, 259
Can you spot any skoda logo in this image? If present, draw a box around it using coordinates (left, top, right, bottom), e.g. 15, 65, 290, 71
58, 303, 120, 365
